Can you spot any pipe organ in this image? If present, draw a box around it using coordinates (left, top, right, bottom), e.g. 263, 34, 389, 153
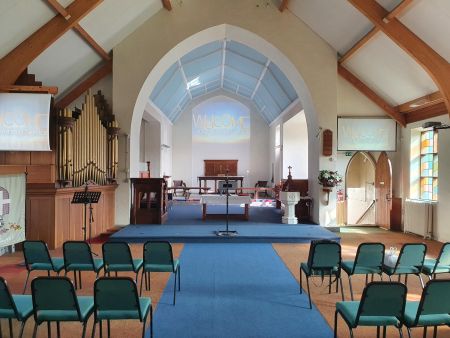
57, 90, 119, 187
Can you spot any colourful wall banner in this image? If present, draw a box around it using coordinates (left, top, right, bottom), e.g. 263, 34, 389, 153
0, 173, 26, 247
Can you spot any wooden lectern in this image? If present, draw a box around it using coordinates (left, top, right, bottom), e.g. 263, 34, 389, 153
130, 178, 168, 224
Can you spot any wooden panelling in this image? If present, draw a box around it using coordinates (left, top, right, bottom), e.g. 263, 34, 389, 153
26, 165, 55, 183
3, 152, 31, 165
30, 151, 55, 165
27, 184, 117, 248
204, 160, 238, 176
0, 165, 27, 175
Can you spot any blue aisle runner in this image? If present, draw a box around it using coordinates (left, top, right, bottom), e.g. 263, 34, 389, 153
149, 243, 332, 338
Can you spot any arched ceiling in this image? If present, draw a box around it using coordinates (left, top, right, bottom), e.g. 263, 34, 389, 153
149, 40, 298, 124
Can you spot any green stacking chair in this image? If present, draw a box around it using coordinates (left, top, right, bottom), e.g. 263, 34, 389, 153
140, 241, 180, 305
30, 276, 94, 338
22, 240, 65, 294
342, 242, 385, 300
93, 277, 153, 338
102, 242, 143, 283
0, 277, 33, 338
382, 243, 426, 288
403, 279, 450, 338
334, 282, 407, 338
300, 240, 344, 309
63, 241, 104, 289
421, 242, 450, 281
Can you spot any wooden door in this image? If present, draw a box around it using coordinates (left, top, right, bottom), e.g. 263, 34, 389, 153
375, 152, 392, 229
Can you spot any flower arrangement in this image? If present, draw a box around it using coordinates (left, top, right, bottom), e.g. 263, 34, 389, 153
318, 170, 342, 188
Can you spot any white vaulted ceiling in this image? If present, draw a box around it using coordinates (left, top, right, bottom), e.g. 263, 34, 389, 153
150, 40, 298, 123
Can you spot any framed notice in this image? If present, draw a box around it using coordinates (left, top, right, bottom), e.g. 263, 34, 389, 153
0, 173, 26, 247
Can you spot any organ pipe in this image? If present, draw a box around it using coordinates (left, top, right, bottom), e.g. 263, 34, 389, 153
56, 90, 119, 187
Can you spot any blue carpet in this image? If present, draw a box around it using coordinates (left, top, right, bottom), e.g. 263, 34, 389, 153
149, 243, 332, 338
111, 205, 339, 243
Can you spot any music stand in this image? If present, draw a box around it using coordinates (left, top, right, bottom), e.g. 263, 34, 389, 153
71, 191, 101, 247
216, 171, 238, 237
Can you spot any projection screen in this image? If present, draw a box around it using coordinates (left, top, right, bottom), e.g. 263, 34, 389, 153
337, 117, 397, 151
0, 93, 51, 151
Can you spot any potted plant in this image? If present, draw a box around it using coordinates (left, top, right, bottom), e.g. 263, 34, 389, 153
318, 170, 342, 205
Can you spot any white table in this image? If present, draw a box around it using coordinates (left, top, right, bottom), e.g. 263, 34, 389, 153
199, 194, 251, 221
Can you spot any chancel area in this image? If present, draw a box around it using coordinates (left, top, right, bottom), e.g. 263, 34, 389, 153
1, 0, 450, 337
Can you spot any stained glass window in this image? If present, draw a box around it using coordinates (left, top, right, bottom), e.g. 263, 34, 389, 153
420, 130, 438, 200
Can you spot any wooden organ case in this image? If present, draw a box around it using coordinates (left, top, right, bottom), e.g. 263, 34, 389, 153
0, 90, 119, 249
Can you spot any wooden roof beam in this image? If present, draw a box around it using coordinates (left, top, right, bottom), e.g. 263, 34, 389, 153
338, 64, 406, 126
55, 59, 112, 109
0, 85, 58, 95
0, 0, 102, 86
162, 0, 172, 11
397, 91, 443, 113
279, 0, 289, 12
405, 101, 448, 124
349, 0, 450, 119
339, 0, 413, 63
46, 0, 110, 61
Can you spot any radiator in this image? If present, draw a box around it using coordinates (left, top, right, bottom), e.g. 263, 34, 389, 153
404, 199, 435, 238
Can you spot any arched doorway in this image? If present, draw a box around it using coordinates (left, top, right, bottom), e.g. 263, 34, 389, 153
345, 152, 376, 226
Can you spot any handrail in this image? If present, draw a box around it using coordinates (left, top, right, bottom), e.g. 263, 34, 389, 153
355, 199, 376, 225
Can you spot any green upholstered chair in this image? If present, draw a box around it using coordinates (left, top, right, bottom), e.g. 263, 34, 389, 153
0, 277, 33, 338
421, 242, 450, 281
102, 242, 143, 283
30, 276, 94, 338
93, 277, 153, 338
334, 282, 407, 338
382, 243, 426, 288
342, 242, 385, 300
403, 279, 450, 338
300, 240, 344, 309
22, 240, 65, 294
63, 241, 104, 289
140, 241, 180, 305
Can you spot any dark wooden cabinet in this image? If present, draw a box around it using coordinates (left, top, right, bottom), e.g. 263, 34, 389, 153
130, 178, 168, 224
390, 197, 402, 232
204, 160, 238, 176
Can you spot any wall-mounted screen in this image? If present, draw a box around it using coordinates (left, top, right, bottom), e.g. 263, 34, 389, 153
192, 98, 250, 144
337, 117, 397, 151
0, 93, 51, 151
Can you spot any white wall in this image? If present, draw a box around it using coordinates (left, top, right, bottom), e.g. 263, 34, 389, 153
283, 111, 308, 179
173, 93, 270, 187
139, 119, 161, 176
64, 74, 112, 110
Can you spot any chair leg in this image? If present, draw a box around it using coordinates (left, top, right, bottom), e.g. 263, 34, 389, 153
433, 326, 437, 338
8, 318, 13, 338
334, 311, 338, 338
371, 273, 374, 282
57, 321, 61, 338
306, 275, 312, 309
140, 269, 145, 296
74, 271, 78, 289
173, 270, 177, 305
82, 322, 87, 338
423, 326, 427, 338
349, 327, 354, 338
150, 306, 153, 338
79, 271, 82, 289
377, 326, 380, 338
141, 313, 147, 338
47, 321, 51, 337
419, 274, 425, 289
299, 267, 303, 294
398, 274, 401, 282
23, 271, 31, 294
335, 275, 339, 293
32, 323, 38, 338
399, 327, 404, 338
380, 273, 383, 281
329, 273, 332, 294
99, 320, 102, 338
383, 326, 387, 338
388, 275, 392, 282
348, 276, 354, 301
407, 327, 412, 338
19, 320, 27, 338
365, 274, 369, 285
178, 266, 181, 291
146, 272, 151, 291
107, 320, 111, 338
91, 321, 96, 338
405, 274, 408, 287
339, 277, 345, 301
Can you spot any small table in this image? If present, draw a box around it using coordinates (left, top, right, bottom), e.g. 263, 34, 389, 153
199, 194, 251, 221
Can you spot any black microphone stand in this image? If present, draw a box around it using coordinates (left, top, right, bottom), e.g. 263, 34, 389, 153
216, 170, 238, 237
